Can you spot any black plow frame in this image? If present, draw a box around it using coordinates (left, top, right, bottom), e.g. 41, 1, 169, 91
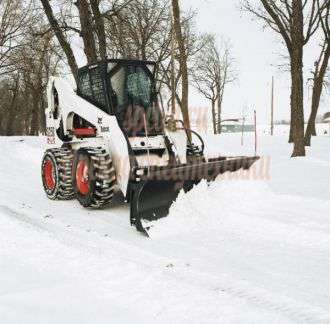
129, 156, 259, 235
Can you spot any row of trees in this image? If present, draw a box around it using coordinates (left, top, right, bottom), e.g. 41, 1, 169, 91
243, 0, 330, 156
0, 0, 63, 135
4, 1, 327, 158
0, 0, 235, 136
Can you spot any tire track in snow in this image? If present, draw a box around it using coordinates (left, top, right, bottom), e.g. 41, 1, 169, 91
0, 205, 54, 234
0, 204, 186, 273
169, 266, 330, 324
2, 205, 328, 323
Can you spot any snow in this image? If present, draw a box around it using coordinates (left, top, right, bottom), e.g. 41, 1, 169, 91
1, 129, 330, 323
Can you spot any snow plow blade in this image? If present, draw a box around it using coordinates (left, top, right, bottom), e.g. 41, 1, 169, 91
129, 156, 259, 235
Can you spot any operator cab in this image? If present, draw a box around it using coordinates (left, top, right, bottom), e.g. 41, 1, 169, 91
77, 59, 164, 137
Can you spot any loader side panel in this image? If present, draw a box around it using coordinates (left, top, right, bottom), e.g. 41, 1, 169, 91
46, 77, 131, 195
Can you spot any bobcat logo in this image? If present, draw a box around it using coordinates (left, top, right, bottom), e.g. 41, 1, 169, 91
101, 126, 109, 133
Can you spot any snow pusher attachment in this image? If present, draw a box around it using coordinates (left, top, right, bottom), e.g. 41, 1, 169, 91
43, 58, 259, 236
129, 156, 259, 235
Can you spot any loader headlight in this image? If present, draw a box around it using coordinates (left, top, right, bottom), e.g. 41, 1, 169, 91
136, 169, 145, 176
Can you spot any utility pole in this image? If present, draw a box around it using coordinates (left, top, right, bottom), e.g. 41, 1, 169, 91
271, 76, 274, 136
241, 116, 245, 146
254, 110, 258, 156
241, 104, 247, 146
170, 13, 176, 117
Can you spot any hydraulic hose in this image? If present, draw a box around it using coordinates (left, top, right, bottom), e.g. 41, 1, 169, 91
174, 119, 205, 154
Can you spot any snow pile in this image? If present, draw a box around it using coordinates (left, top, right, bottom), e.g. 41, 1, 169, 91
148, 180, 273, 239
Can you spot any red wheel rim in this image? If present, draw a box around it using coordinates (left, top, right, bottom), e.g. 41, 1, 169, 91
76, 160, 90, 195
44, 159, 56, 190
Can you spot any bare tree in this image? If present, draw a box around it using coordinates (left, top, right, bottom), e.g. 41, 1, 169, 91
0, 10, 63, 136
215, 40, 236, 134
40, 0, 79, 81
0, 0, 31, 74
105, 0, 170, 60
90, 0, 107, 59
76, 0, 98, 63
105, 0, 174, 115
305, 1, 330, 146
3, 74, 20, 135
192, 34, 236, 134
21, 31, 61, 134
158, 10, 203, 112
172, 0, 190, 132
243, 0, 329, 157
105, 0, 201, 118
39, 0, 135, 80
0, 79, 16, 134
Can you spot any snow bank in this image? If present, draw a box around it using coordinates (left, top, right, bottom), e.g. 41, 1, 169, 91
148, 180, 273, 239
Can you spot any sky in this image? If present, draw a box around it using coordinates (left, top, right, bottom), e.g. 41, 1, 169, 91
181, 0, 330, 124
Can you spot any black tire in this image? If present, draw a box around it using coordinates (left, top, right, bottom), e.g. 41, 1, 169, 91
72, 147, 116, 208
41, 148, 75, 200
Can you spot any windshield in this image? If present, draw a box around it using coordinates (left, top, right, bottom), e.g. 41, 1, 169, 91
126, 66, 152, 108
109, 63, 163, 136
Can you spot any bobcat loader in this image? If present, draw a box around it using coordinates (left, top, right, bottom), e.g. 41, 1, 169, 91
41, 59, 259, 235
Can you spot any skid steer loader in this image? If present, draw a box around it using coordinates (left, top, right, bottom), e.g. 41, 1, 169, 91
41, 59, 259, 235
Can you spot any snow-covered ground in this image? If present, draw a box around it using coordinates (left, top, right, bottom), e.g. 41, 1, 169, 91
1, 129, 330, 323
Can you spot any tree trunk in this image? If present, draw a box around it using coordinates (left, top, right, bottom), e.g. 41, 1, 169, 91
39, 96, 47, 134
288, 98, 294, 143
211, 100, 216, 134
22, 86, 31, 135
304, 44, 330, 146
30, 91, 40, 136
76, 0, 98, 64
216, 85, 223, 134
172, 0, 191, 136
158, 91, 165, 116
305, 79, 324, 146
217, 101, 222, 134
290, 0, 305, 157
5, 76, 20, 136
0, 115, 3, 135
175, 92, 182, 110
290, 57, 305, 156
5, 106, 16, 136
89, 0, 107, 60
40, 0, 78, 82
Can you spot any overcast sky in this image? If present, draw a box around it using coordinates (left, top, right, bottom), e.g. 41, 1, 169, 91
181, 0, 330, 123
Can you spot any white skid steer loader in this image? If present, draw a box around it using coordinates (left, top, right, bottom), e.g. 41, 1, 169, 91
41, 59, 259, 235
